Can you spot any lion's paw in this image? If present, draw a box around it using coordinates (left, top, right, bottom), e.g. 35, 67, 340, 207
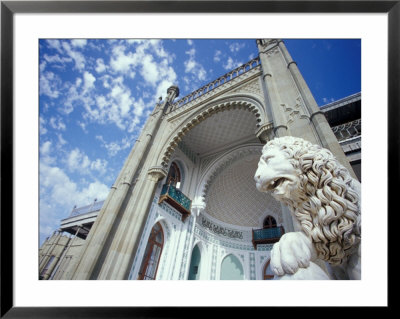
270, 232, 314, 276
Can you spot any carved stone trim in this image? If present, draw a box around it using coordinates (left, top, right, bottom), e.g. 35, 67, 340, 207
147, 166, 168, 182
255, 122, 274, 143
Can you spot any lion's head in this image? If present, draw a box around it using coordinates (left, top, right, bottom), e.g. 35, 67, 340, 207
254, 136, 361, 266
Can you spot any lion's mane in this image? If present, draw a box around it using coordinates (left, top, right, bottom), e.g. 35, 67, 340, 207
265, 136, 361, 266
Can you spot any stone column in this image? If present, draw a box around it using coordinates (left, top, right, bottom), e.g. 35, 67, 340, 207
277, 40, 357, 178
97, 166, 168, 280
47, 227, 79, 280
71, 86, 179, 280
182, 202, 205, 279
257, 40, 288, 138
39, 230, 61, 271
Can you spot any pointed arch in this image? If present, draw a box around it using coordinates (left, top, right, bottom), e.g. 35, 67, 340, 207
188, 244, 202, 280
220, 253, 244, 280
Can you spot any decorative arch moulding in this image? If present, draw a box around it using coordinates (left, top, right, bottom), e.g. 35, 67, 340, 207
159, 100, 265, 168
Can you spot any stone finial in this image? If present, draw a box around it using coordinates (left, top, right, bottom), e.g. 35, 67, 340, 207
166, 85, 179, 103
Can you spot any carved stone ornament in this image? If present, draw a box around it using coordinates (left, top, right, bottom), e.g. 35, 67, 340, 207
255, 122, 274, 143
147, 166, 168, 182
281, 96, 308, 126
254, 136, 361, 280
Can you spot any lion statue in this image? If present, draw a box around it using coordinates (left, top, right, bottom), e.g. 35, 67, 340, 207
254, 136, 361, 280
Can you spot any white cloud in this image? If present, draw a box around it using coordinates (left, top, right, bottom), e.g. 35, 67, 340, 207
223, 56, 243, 70
184, 47, 207, 82
71, 39, 87, 48
46, 39, 63, 53
39, 71, 61, 98
65, 147, 109, 176
49, 117, 66, 131
43, 54, 73, 65
141, 54, 160, 85
83, 71, 96, 92
39, 116, 48, 135
95, 58, 107, 73
56, 133, 67, 147
62, 41, 86, 71
67, 148, 91, 172
96, 135, 133, 156
40, 140, 56, 165
110, 44, 138, 73
214, 50, 222, 62
229, 42, 245, 53
90, 159, 108, 175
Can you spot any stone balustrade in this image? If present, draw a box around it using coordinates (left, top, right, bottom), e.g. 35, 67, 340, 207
168, 56, 261, 113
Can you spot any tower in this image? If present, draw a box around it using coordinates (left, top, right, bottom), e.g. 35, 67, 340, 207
66, 39, 358, 280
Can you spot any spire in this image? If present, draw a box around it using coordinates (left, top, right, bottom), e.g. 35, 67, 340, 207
166, 85, 179, 103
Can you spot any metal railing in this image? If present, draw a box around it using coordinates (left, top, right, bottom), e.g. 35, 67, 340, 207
69, 200, 104, 218
331, 119, 361, 142
169, 56, 261, 112
159, 184, 192, 218
252, 226, 284, 248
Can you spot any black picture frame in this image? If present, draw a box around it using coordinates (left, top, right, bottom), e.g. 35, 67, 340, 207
1, 1, 396, 317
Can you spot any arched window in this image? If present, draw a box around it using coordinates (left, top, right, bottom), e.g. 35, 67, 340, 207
138, 222, 164, 280
167, 162, 181, 189
263, 259, 274, 280
263, 215, 277, 229
220, 254, 244, 280
188, 245, 201, 280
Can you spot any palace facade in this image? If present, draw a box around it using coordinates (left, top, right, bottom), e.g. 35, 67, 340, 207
39, 39, 361, 280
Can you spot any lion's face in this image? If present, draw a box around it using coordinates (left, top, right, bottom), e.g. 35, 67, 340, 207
254, 146, 299, 199
255, 136, 361, 266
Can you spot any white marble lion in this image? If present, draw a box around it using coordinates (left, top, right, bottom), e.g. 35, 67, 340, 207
254, 136, 361, 280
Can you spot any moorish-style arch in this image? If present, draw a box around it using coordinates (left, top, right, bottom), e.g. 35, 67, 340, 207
220, 253, 245, 280
158, 96, 271, 168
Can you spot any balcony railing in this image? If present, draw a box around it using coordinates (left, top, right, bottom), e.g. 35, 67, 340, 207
158, 183, 192, 221
69, 200, 105, 218
252, 226, 285, 249
168, 56, 261, 112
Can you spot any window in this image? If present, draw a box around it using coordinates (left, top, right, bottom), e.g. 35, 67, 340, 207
188, 245, 201, 280
263, 215, 277, 229
167, 162, 181, 188
138, 223, 164, 280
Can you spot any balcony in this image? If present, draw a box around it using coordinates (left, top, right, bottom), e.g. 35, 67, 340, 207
158, 183, 192, 221
252, 226, 285, 249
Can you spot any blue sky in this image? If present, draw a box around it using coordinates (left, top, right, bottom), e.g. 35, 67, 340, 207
39, 38, 361, 245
